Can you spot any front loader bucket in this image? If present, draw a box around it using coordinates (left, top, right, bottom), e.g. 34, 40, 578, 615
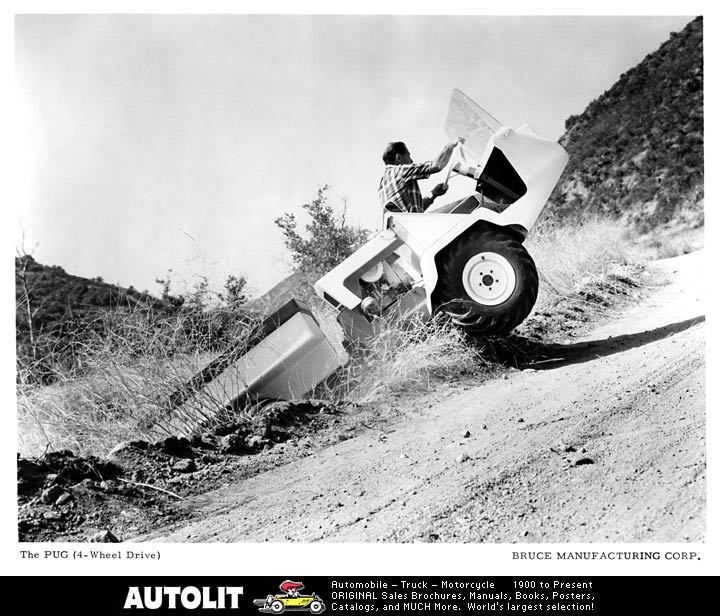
167, 300, 343, 434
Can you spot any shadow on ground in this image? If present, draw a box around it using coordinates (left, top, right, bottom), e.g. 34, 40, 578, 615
485, 316, 705, 370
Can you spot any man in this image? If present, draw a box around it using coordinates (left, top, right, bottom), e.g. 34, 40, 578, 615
378, 139, 462, 213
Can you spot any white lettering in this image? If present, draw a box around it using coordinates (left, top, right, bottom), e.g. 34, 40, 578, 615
124, 587, 144, 609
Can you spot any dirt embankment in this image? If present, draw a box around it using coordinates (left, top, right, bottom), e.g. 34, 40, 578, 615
18, 251, 704, 543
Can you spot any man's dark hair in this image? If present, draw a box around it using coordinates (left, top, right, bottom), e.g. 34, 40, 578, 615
382, 141, 408, 165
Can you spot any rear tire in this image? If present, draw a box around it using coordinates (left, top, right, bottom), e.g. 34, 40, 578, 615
435, 229, 538, 335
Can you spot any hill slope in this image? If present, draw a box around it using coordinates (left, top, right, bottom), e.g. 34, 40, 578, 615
15, 255, 174, 366
549, 16, 703, 229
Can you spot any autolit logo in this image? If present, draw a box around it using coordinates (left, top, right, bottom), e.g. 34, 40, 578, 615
253, 580, 326, 614
123, 586, 244, 610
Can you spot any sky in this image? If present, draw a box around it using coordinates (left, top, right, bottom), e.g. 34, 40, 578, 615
15, 14, 696, 298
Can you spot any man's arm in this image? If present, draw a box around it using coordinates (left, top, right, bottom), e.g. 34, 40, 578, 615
421, 183, 448, 211
428, 139, 462, 173
421, 139, 463, 210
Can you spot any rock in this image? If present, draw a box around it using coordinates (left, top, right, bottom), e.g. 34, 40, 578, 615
17, 458, 48, 496
46, 473, 59, 484
564, 445, 577, 453
43, 510, 63, 521
190, 435, 208, 448
40, 485, 64, 505
75, 478, 97, 489
456, 453, 471, 463
160, 436, 193, 457
55, 492, 73, 506
517, 418, 525, 423
90, 530, 120, 543
99, 480, 117, 492
462, 430, 471, 438
171, 459, 196, 474
108, 440, 149, 459
574, 457, 595, 466
210, 424, 242, 438
219, 434, 247, 454
245, 435, 265, 450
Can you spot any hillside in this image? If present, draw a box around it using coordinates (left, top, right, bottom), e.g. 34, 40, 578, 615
15, 255, 174, 372
549, 16, 703, 230
16, 255, 171, 330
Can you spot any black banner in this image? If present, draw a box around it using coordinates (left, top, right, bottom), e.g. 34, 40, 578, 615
7, 576, 716, 614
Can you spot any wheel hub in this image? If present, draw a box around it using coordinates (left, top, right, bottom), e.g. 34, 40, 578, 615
461, 252, 517, 306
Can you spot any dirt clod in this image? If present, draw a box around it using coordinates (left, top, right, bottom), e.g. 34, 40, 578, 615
219, 434, 246, 454
40, 485, 64, 505
172, 460, 197, 474
91, 530, 120, 543
55, 492, 73, 506
161, 437, 193, 458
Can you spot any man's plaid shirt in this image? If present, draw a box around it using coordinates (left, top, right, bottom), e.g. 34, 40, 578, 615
378, 161, 435, 213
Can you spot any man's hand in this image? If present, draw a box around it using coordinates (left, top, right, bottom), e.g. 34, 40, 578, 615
431, 183, 448, 198
431, 139, 463, 173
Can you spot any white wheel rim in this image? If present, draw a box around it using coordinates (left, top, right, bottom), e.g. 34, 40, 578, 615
461, 252, 516, 306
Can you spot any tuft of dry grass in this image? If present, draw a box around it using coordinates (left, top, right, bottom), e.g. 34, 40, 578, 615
528, 217, 636, 302
329, 316, 487, 406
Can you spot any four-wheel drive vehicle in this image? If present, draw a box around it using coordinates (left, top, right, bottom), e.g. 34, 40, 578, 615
170, 89, 569, 421
315, 89, 569, 343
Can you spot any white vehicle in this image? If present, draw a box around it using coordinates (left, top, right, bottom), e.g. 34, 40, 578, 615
172, 90, 569, 419
315, 89, 569, 343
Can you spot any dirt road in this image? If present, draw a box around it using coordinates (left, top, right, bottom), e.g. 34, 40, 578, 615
139, 251, 705, 543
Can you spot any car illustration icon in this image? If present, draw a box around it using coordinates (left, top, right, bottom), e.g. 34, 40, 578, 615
253, 580, 326, 614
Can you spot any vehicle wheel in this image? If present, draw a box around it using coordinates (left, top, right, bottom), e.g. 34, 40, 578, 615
435, 229, 538, 335
270, 600, 285, 614
309, 601, 325, 614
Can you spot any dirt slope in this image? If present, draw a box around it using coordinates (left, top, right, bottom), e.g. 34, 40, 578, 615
137, 251, 704, 543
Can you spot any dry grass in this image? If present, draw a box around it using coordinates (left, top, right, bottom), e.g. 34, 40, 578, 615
528, 217, 637, 304
18, 217, 641, 458
637, 225, 704, 260
17, 307, 262, 457
328, 316, 486, 406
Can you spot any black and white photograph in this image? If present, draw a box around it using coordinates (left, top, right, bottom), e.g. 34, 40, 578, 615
12, 8, 707, 555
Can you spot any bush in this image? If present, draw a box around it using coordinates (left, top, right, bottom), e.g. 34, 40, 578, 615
275, 185, 369, 275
